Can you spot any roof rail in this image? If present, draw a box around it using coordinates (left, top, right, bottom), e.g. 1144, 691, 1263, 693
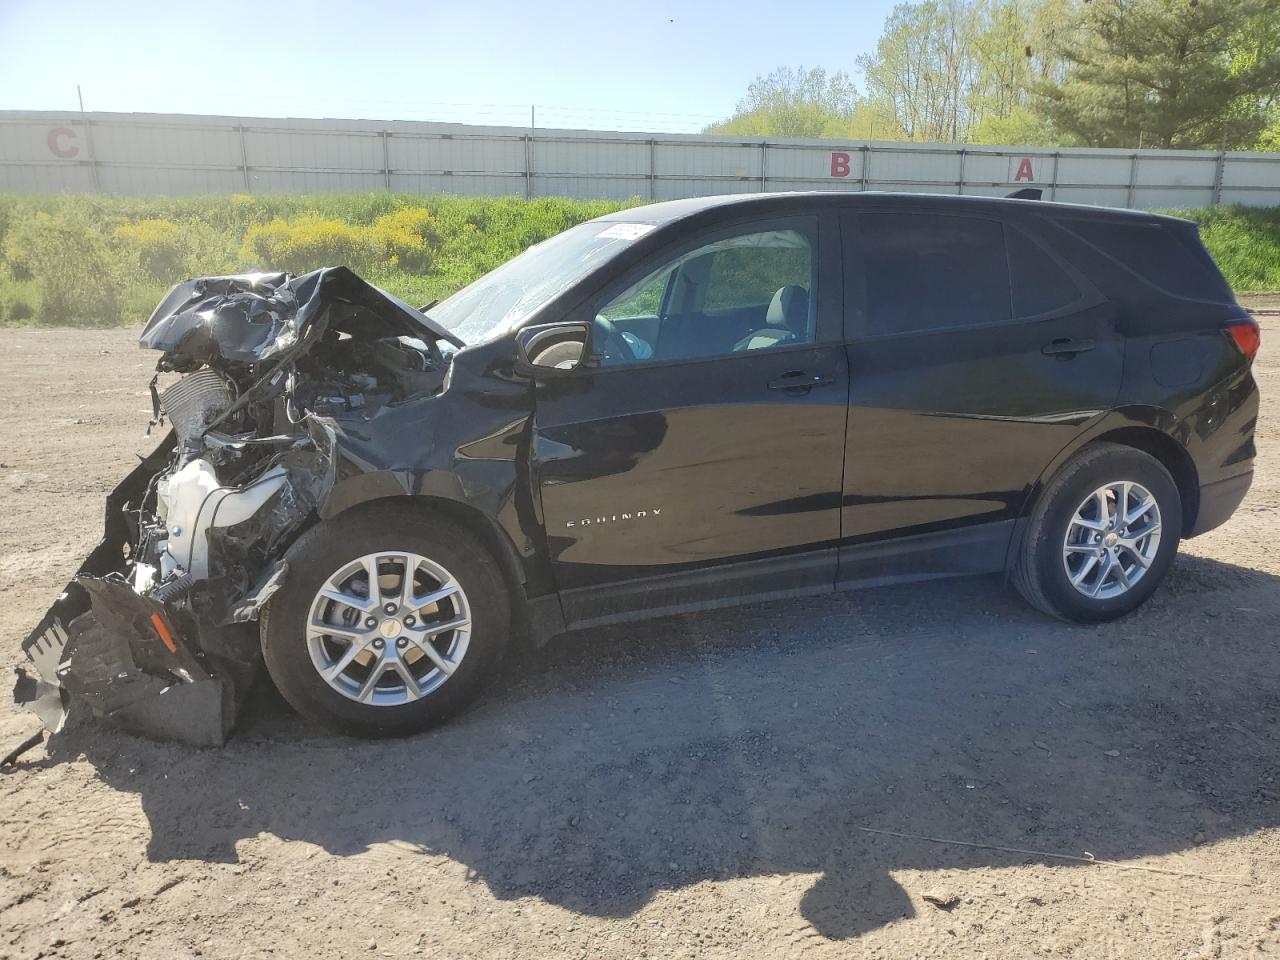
1006, 187, 1043, 200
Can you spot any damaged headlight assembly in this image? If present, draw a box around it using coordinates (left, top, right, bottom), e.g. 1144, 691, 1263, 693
12, 267, 458, 746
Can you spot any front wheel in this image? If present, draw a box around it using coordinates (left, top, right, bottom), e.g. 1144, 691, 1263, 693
1012, 442, 1182, 622
261, 504, 511, 737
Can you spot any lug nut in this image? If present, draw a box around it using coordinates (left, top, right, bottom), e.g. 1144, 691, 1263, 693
365, 616, 377, 628
372, 638, 384, 650
396, 637, 408, 649
383, 602, 398, 614
404, 615, 416, 626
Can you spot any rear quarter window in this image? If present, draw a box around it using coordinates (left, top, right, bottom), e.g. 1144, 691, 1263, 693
1054, 218, 1233, 302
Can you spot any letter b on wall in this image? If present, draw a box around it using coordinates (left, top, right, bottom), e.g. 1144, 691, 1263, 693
830, 152, 851, 178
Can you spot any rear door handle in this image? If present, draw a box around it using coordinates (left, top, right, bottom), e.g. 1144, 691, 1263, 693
1042, 337, 1095, 357
767, 372, 834, 394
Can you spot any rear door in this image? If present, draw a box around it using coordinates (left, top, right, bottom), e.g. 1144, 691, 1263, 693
837, 207, 1122, 583
532, 213, 849, 623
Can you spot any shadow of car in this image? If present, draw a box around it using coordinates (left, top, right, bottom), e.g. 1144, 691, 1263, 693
42, 556, 1280, 940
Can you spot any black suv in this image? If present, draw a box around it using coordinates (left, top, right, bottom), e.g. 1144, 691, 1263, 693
17, 192, 1260, 741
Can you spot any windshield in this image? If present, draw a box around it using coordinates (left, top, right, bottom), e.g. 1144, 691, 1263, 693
427, 221, 654, 345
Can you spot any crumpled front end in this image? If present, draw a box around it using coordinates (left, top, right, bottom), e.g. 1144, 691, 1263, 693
13, 267, 456, 745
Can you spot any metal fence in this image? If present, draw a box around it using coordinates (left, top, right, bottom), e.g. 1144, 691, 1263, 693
3, 109, 1280, 209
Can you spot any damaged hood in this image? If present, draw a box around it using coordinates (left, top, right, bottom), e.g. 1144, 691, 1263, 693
138, 266, 463, 367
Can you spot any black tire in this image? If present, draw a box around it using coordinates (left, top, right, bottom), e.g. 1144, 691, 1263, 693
1012, 442, 1182, 623
261, 502, 511, 737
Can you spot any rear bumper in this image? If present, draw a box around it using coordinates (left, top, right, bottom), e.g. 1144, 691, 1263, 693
1188, 470, 1253, 538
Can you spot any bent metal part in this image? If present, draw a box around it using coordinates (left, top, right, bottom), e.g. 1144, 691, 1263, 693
12, 267, 461, 745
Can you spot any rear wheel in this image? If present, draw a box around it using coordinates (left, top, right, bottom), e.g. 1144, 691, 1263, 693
262, 504, 510, 737
1012, 443, 1182, 622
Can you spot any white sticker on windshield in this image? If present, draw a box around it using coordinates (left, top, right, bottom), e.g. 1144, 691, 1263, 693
596, 223, 654, 241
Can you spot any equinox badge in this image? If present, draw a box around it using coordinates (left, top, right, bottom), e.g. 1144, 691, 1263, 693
566, 508, 662, 528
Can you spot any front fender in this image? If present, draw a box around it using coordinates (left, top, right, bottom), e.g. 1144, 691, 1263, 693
312, 391, 556, 599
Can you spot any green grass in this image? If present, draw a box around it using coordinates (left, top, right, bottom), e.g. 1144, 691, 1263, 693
0, 193, 639, 327
1164, 206, 1280, 294
0, 194, 1276, 327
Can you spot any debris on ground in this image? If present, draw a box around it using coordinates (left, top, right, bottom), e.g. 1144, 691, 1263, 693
0, 729, 43, 767
921, 889, 961, 910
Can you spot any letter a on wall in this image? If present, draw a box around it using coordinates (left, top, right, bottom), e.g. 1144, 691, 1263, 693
1011, 157, 1037, 182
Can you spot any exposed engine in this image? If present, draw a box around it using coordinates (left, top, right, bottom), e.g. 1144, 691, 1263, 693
14, 266, 460, 744
138, 332, 444, 601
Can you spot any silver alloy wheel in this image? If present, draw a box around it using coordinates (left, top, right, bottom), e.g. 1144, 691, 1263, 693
1062, 480, 1163, 600
306, 552, 471, 706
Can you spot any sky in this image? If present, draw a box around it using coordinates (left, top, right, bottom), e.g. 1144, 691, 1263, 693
0, 0, 900, 133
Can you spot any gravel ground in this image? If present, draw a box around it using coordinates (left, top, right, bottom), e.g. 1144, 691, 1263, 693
1, 303, 1278, 960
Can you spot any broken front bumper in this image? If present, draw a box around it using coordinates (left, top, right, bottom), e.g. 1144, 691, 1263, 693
16, 579, 256, 746
13, 435, 262, 747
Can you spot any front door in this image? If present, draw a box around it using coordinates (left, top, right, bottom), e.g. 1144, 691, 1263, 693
532, 215, 849, 625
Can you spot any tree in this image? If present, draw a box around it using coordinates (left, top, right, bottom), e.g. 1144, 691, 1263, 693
968, 104, 1057, 143
854, 0, 1063, 142
1040, 0, 1280, 149
847, 101, 911, 140
704, 67, 862, 138
1259, 105, 1280, 150
1222, 6, 1280, 148
969, 0, 1069, 129
706, 0, 1280, 149
857, 0, 982, 141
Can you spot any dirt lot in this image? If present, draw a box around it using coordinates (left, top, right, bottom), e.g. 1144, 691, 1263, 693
1, 306, 1278, 960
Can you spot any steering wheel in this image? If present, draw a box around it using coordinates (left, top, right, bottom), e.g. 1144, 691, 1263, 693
592, 315, 637, 364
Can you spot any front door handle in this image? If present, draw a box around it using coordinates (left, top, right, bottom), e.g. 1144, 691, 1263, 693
767, 371, 834, 394
1042, 337, 1095, 357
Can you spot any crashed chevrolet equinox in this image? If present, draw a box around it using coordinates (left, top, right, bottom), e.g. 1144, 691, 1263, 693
15, 192, 1260, 743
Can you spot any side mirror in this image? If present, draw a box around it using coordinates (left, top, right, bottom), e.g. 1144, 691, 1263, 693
515, 321, 594, 377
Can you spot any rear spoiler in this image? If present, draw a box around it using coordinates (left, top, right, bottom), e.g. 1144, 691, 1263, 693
1006, 188, 1043, 200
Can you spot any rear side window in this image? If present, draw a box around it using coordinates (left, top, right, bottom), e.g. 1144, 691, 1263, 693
1007, 232, 1083, 317
1057, 219, 1232, 302
859, 213, 1011, 335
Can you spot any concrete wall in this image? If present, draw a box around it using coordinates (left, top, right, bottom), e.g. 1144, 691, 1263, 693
3, 110, 1279, 209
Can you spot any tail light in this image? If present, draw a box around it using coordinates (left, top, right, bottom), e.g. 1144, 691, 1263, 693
1227, 318, 1261, 364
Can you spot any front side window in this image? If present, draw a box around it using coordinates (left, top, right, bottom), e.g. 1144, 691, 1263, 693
593, 226, 816, 365
859, 213, 1011, 336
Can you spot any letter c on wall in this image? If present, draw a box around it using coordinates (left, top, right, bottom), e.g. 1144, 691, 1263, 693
47, 127, 79, 159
